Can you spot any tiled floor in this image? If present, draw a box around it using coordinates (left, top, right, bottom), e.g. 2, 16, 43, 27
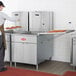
5, 60, 75, 75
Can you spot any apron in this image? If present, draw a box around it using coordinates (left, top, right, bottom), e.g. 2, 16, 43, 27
0, 24, 6, 49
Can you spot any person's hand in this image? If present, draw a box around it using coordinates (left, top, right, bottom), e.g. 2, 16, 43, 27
16, 26, 22, 28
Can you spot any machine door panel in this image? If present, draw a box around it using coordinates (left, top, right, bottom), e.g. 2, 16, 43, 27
12, 43, 24, 62
12, 12, 28, 32
29, 12, 41, 31
23, 43, 37, 64
41, 12, 50, 31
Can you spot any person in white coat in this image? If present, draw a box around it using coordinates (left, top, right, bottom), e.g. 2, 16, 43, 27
0, 1, 16, 72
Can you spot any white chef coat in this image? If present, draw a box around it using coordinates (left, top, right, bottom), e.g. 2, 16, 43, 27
0, 11, 16, 35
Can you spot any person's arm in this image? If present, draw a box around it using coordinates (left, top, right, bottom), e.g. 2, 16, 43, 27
2, 12, 17, 22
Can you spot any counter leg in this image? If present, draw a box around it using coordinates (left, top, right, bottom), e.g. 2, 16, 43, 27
10, 61, 12, 67
36, 64, 38, 70
9, 34, 12, 67
73, 66, 76, 70
14, 62, 16, 67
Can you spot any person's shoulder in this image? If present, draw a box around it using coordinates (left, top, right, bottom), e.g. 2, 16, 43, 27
0, 11, 5, 15
0, 11, 6, 14
0, 11, 3, 16
0, 12, 7, 17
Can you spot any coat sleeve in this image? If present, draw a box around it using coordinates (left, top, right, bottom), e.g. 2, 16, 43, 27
2, 12, 16, 22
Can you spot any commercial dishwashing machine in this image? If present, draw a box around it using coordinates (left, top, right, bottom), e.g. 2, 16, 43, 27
11, 33, 54, 70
